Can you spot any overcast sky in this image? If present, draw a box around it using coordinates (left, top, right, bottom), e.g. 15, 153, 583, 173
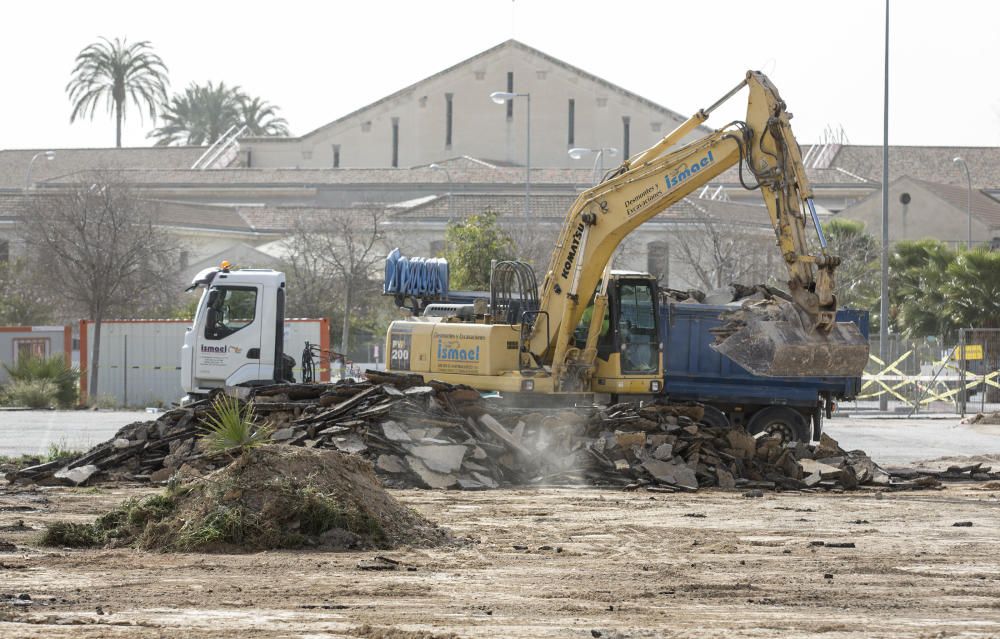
3, 0, 997, 151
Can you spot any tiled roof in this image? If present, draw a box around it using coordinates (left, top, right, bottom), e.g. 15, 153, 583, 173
709, 164, 873, 186
0, 146, 204, 189
151, 200, 259, 233
907, 177, 1000, 227
0, 192, 259, 233
384, 191, 768, 226
39, 166, 597, 188
826, 145, 1000, 189
679, 198, 774, 227
388, 193, 575, 220
32, 158, 883, 191
835, 175, 1000, 231
233, 205, 380, 233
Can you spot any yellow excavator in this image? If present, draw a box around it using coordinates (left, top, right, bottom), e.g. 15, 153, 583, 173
384, 71, 870, 398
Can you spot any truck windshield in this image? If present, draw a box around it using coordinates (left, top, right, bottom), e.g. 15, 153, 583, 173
205, 286, 258, 340
617, 281, 658, 374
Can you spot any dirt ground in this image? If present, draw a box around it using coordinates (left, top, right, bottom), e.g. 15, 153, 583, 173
2, 482, 999, 638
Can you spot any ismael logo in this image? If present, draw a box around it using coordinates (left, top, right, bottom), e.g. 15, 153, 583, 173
436, 339, 480, 362
200, 345, 242, 354
560, 221, 586, 279
666, 150, 714, 190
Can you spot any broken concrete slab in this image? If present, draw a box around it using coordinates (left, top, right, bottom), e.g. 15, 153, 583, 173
270, 427, 297, 442
376, 454, 406, 474
53, 464, 99, 486
409, 445, 467, 474
652, 443, 673, 460
405, 456, 457, 489
380, 420, 412, 442
642, 459, 677, 484
798, 459, 843, 479
471, 471, 499, 488
332, 435, 367, 454
641, 458, 698, 489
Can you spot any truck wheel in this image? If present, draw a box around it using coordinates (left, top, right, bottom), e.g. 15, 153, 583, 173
699, 405, 730, 430
746, 406, 810, 443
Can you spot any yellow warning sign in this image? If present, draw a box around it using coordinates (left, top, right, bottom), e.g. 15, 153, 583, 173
953, 344, 984, 361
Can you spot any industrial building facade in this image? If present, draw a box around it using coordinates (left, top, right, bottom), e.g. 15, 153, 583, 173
0, 39, 997, 304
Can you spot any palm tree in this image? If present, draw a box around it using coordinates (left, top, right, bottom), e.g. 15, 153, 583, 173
149, 82, 290, 146
149, 82, 241, 146
889, 239, 957, 339
944, 249, 1000, 330
944, 249, 1000, 402
238, 96, 289, 137
66, 37, 168, 148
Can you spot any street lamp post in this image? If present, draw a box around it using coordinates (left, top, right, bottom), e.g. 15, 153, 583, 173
953, 157, 972, 249
879, 0, 890, 412
490, 91, 531, 217
25, 151, 55, 189
568, 147, 618, 184
428, 163, 453, 222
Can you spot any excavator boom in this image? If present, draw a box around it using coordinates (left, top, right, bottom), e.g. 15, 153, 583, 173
532, 71, 868, 383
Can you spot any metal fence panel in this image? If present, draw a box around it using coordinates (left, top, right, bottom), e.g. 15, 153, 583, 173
850, 331, 1000, 415
959, 328, 1000, 416
81, 319, 326, 407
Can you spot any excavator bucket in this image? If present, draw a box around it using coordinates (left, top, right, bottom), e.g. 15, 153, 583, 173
711, 300, 870, 378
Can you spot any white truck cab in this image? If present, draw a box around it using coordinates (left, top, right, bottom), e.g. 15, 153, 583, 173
181, 264, 290, 401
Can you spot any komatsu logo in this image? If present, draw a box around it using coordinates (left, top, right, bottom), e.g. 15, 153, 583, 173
560, 221, 586, 279
437, 339, 480, 362
200, 345, 242, 354
666, 150, 715, 190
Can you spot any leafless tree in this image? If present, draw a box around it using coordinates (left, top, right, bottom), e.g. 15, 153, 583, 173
284, 207, 387, 356
673, 210, 780, 291
501, 217, 559, 274
20, 177, 180, 397
0, 257, 56, 325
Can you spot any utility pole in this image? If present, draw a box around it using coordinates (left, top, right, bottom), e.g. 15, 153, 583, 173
879, 0, 890, 412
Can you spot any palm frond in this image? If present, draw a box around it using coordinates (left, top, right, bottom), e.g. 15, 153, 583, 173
66, 37, 168, 140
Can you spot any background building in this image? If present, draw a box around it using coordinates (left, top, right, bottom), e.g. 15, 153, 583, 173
0, 38, 998, 362
239, 40, 710, 170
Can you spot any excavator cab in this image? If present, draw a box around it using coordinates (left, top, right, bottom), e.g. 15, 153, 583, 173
586, 273, 663, 396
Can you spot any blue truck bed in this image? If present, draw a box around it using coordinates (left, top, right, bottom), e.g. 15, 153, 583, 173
660, 302, 870, 437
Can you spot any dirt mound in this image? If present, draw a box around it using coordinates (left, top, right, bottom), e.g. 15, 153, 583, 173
43, 446, 448, 552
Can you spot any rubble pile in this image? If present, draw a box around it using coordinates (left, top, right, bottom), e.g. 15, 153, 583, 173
581, 403, 907, 491
8, 371, 997, 492
963, 412, 1000, 426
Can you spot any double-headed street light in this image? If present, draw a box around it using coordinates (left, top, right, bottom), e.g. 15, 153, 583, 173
428, 163, 453, 222
953, 156, 972, 249
25, 150, 55, 189
568, 147, 618, 185
490, 91, 531, 217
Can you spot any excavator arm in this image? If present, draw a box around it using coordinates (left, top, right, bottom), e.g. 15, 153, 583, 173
529, 71, 869, 386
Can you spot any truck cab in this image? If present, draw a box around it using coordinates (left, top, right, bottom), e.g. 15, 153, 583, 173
181, 265, 290, 400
